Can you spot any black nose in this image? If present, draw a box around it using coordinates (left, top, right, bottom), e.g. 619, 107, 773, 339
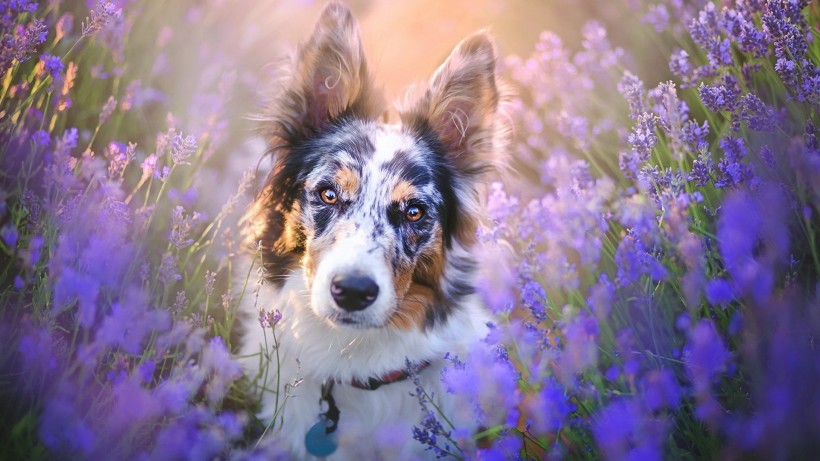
330, 273, 379, 312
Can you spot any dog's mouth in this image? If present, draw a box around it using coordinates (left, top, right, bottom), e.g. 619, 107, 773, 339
323, 309, 388, 330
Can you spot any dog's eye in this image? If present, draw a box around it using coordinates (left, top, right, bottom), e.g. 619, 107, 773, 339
319, 187, 338, 205
405, 205, 424, 222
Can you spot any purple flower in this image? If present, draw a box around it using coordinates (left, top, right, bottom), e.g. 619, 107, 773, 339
593, 398, 668, 460
738, 93, 776, 131
618, 72, 646, 119
99, 95, 117, 124
138, 359, 156, 384
557, 312, 599, 383
520, 279, 547, 321
689, 3, 720, 51
53, 267, 100, 327
727, 7, 768, 58
258, 308, 282, 329
643, 4, 670, 32
699, 74, 740, 113
628, 113, 658, 161
158, 250, 182, 286
717, 185, 789, 302
81, 2, 121, 37
31, 129, 51, 146
204, 270, 216, 296
669, 49, 692, 84
684, 319, 730, 393
681, 120, 709, 153
18, 326, 58, 377
614, 233, 667, 287
641, 369, 681, 411
170, 205, 198, 249
1, 224, 18, 248
705, 279, 734, 305
587, 273, 615, 320
714, 136, 752, 189
39, 395, 96, 455
170, 132, 197, 165
689, 151, 714, 187
201, 336, 242, 405
1, 19, 47, 70
104, 379, 163, 437
526, 379, 571, 433
39, 53, 63, 79
97, 288, 170, 354
441, 340, 521, 429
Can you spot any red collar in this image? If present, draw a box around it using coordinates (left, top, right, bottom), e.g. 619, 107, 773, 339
349, 360, 431, 390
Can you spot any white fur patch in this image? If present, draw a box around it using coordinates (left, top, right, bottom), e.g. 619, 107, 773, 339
237, 259, 490, 459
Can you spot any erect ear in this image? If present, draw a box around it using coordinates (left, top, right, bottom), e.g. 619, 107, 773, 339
264, 2, 383, 144
401, 32, 500, 176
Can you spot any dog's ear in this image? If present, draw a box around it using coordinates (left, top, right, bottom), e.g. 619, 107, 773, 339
266, 2, 382, 143
401, 32, 500, 176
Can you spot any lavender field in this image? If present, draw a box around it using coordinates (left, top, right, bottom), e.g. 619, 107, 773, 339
1, 1, 819, 459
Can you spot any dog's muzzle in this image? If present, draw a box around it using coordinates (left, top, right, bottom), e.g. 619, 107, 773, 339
330, 272, 379, 311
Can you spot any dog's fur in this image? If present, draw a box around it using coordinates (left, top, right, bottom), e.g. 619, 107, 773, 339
239, 3, 506, 458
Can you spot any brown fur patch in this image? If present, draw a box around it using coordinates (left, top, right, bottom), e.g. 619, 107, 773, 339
335, 167, 360, 196
389, 228, 446, 331
391, 179, 417, 203
390, 283, 435, 330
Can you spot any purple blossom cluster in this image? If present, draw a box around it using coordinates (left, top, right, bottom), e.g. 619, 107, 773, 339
0, 0, 46, 72
0, 2, 282, 459
439, 1, 820, 459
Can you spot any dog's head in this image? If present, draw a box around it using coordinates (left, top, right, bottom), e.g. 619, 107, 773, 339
246, 2, 504, 331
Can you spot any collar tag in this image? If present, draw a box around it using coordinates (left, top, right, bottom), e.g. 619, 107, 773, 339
305, 381, 339, 457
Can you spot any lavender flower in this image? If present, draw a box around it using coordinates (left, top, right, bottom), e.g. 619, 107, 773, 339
1, 18, 47, 71
714, 136, 752, 188
628, 113, 658, 161
169, 205, 198, 249
39, 52, 63, 79
685, 319, 730, 395
201, 336, 242, 405
737, 93, 776, 131
688, 151, 714, 187
1, 223, 18, 248
669, 49, 692, 85
593, 398, 668, 460
81, 2, 121, 37
170, 132, 197, 165
99, 95, 117, 124
643, 4, 670, 32
699, 74, 740, 112
681, 119, 710, 154
441, 340, 521, 430
158, 250, 182, 285
204, 270, 216, 296
641, 369, 681, 411
618, 72, 646, 119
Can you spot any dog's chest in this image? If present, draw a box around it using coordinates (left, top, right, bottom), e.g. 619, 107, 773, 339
273, 356, 447, 459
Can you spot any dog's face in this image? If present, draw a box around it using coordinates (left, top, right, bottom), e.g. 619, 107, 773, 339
246, 2, 502, 332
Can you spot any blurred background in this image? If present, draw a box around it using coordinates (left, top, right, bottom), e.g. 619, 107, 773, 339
204, 0, 669, 105
129, 0, 677, 199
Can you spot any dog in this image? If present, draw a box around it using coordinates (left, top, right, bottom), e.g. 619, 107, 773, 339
239, 2, 507, 458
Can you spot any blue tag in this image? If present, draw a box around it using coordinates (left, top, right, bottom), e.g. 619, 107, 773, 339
305, 418, 338, 457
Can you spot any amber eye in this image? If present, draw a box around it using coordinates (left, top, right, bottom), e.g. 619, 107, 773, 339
405, 205, 424, 222
319, 187, 338, 205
